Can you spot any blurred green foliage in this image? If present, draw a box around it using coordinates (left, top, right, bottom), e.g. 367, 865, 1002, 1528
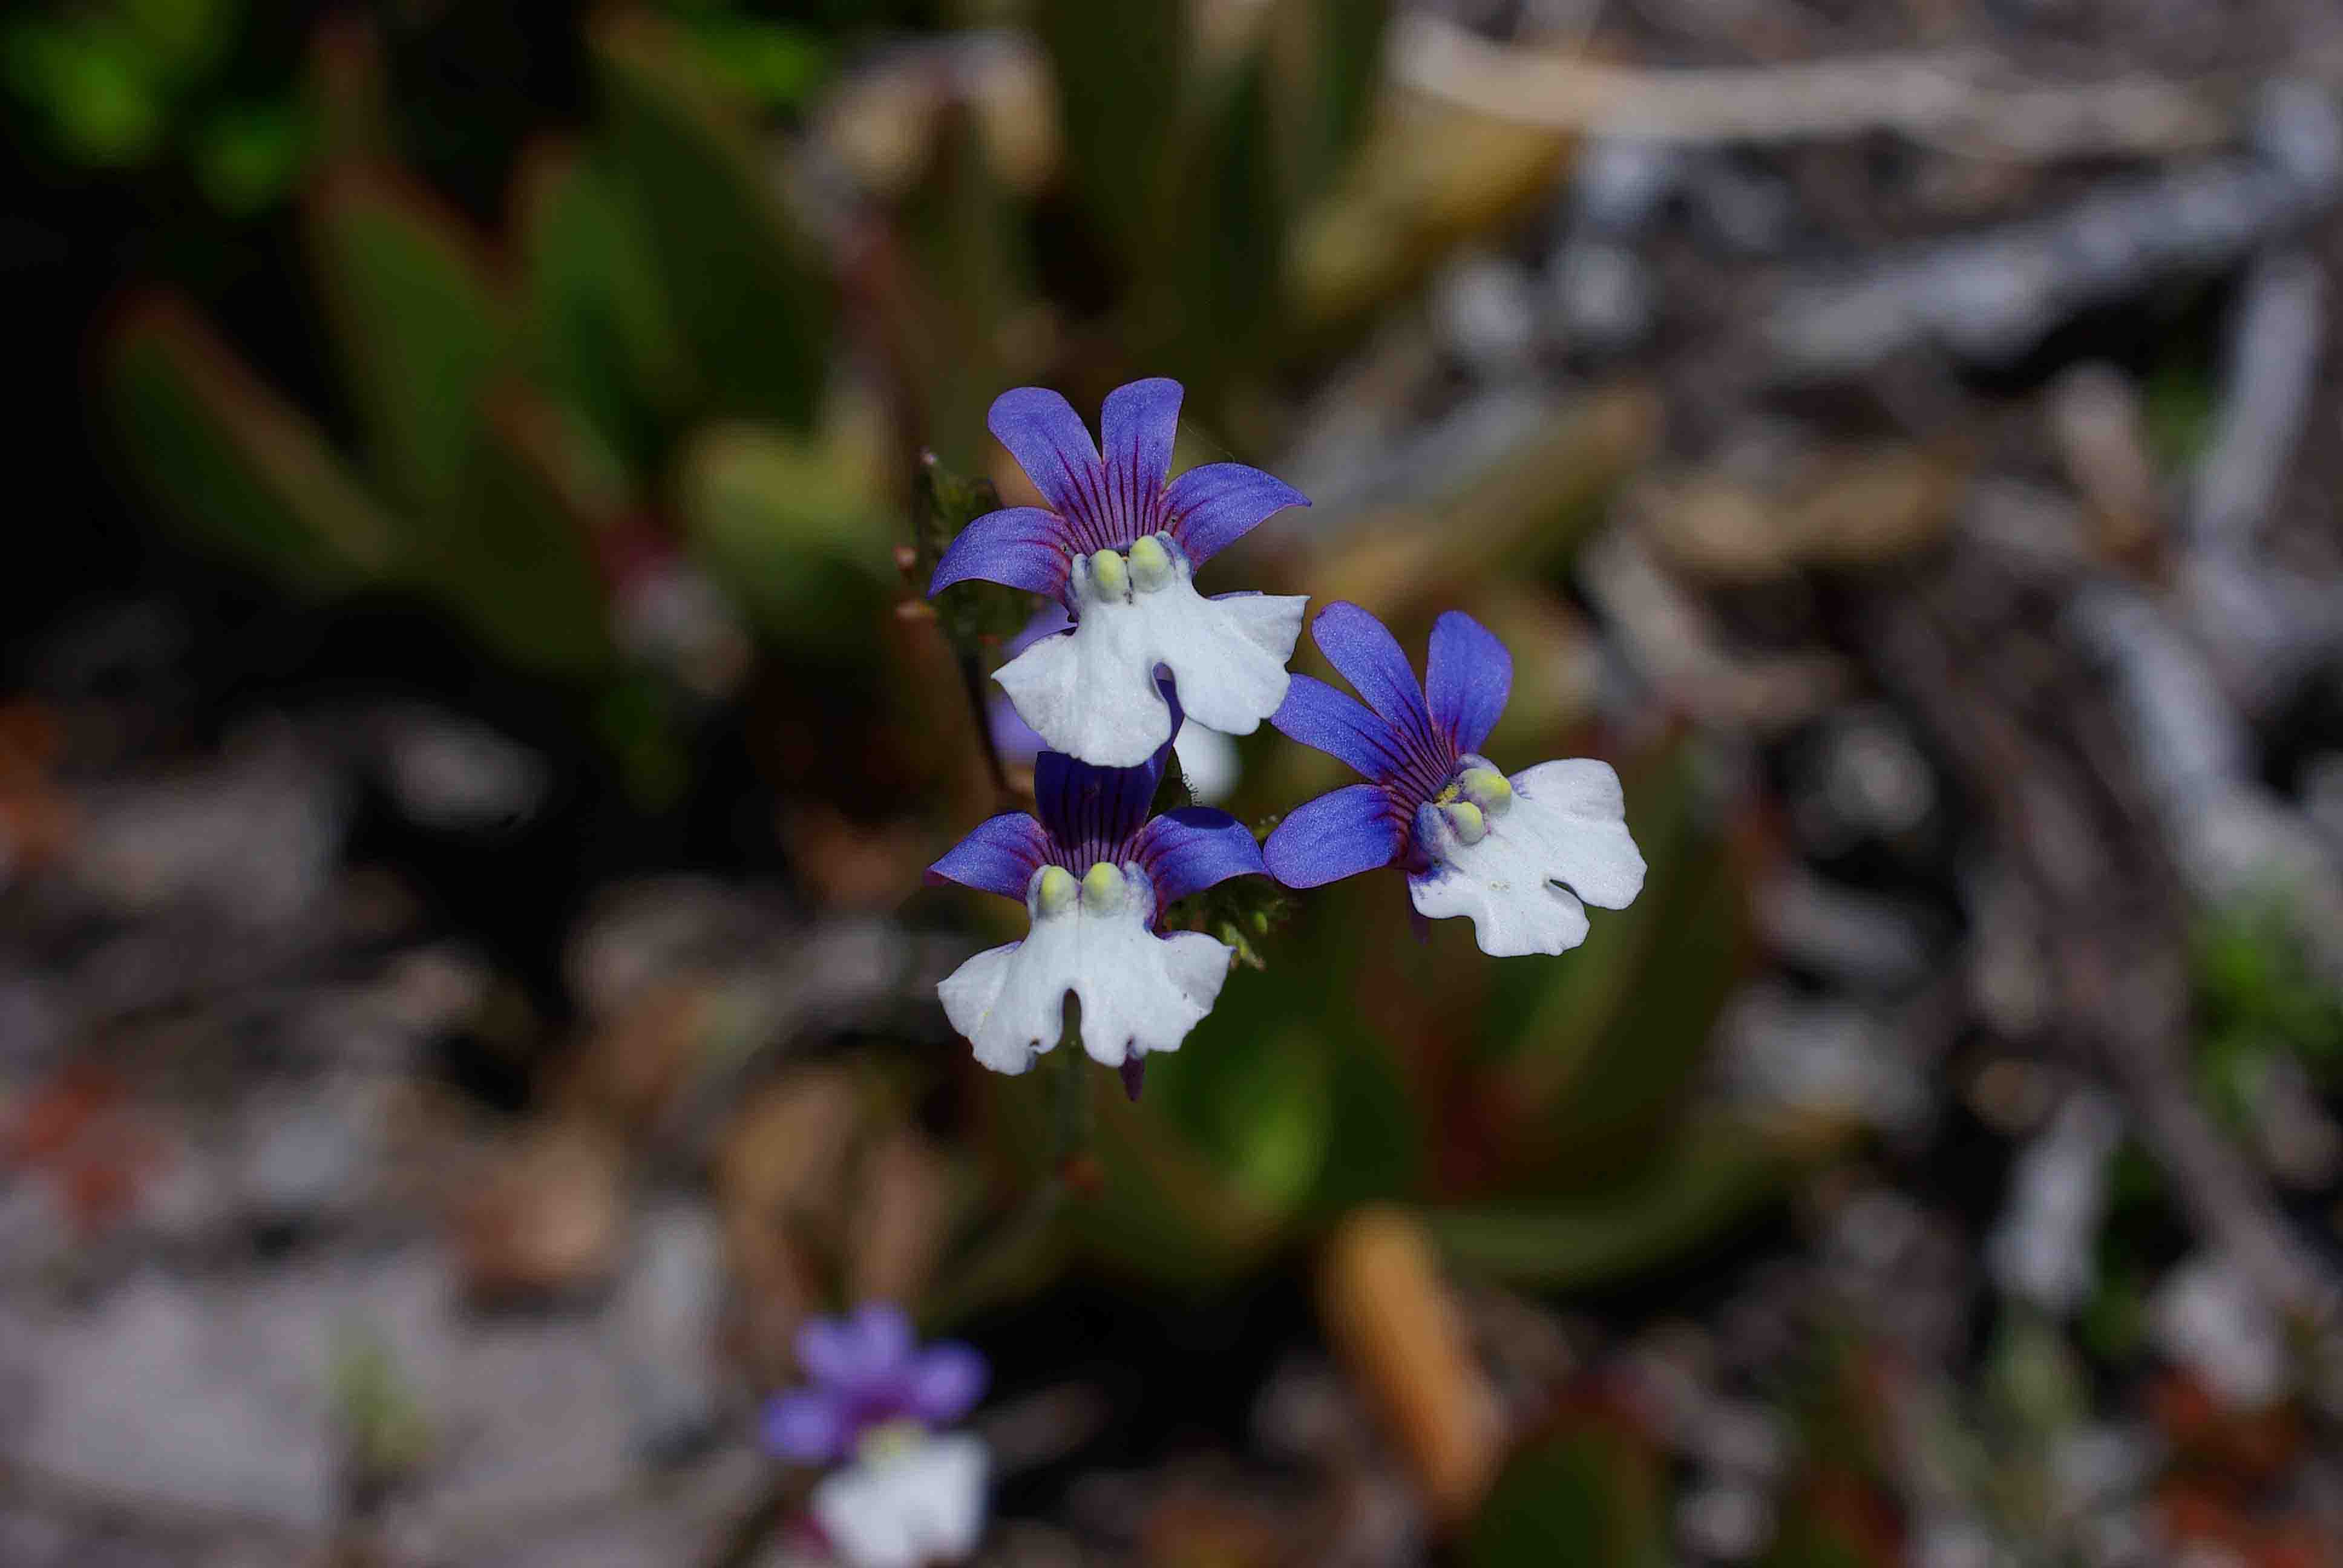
7, 0, 254, 178
2191, 898, 2343, 1129
1469, 1418, 1668, 1568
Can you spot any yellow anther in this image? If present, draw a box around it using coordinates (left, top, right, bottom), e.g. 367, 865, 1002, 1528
1088, 547, 1129, 601
856, 1419, 926, 1465
1082, 860, 1126, 912
1458, 768, 1512, 813
1035, 864, 1077, 916
1442, 800, 1487, 845
1127, 534, 1172, 592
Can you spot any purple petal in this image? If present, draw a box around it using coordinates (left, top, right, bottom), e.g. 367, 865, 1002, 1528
904, 1342, 988, 1426
761, 1390, 848, 1464
1099, 378, 1183, 524
927, 812, 1050, 901
842, 1303, 916, 1382
795, 1318, 861, 1389
1133, 807, 1267, 907
1309, 603, 1434, 740
1163, 462, 1309, 564
796, 1316, 859, 1388
1035, 749, 1165, 860
988, 387, 1102, 519
1424, 610, 1512, 756
930, 506, 1072, 596
1006, 603, 1072, 656
988, 694, 1046, 768
798, 1304, 916, 1390
1262, 783, 1403, 889
1270, 675, 1415, 785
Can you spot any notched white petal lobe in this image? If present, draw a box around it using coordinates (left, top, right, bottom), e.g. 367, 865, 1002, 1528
993, 549, 1304, 768
1408, 757, 1645, 958
936, 942, 1038, 1075
811, 1432, 989, 1568
1509, 759, 1645, 909
936, 880, 1235, 1072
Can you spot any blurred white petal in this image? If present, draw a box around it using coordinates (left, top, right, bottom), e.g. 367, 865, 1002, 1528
812, 1432, 990, 1568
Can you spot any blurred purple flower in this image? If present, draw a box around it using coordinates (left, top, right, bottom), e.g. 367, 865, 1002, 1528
1263, 603, 1647, 956
928, 709, 1266, 1078
929, 379, 1310, 768
761, 1304, 989, 1466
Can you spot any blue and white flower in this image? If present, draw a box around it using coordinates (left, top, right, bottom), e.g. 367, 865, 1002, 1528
761, 1304, 990, 1568
989, 607, 1242, 803
1263, 603, 1645, 956
928, 726, 1267, 1079
929, 378, 1309, 768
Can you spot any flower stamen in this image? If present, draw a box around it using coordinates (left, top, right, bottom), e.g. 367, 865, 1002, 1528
1127, 534, 1173, 593
1087, 546, 1129, 603
1032, 864, 1077, 918
855, 1419, 928, 1466
1081, 860, 1126, 914
1455, 765, 1512, 815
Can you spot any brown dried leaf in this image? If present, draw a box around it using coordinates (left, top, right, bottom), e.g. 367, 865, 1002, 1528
1319, 1206, 1501, 1525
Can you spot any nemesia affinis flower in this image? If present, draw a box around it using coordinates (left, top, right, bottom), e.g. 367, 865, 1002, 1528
1262, 603, 1645, 956
761, 1305, 992, 1568
761, 1304, 988, 1466
988, 607, 1245, 803
928, 378, 1310, 768
926, 718, 1267, 1076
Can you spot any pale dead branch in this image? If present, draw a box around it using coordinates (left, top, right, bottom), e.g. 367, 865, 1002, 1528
1392, 12, 2233, 160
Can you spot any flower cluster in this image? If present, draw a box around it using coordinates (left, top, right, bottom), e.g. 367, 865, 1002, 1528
928, 378, 1645, 1082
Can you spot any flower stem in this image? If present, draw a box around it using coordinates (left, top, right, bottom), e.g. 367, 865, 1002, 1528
1052, 1013, 1092, 1165
955, 643, 1012, 803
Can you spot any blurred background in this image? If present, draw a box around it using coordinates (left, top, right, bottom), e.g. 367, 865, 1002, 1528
7, 0, 2343, 1563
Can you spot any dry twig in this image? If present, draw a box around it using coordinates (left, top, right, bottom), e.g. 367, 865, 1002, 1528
1852, 566, 2342, 1336
1392, 13, 2232, 160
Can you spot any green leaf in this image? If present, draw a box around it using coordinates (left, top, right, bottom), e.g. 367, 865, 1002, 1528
673, 423, 889, 644
592, 12, 833, 431
306, 168, 514, 512
1152, 1021, 1331, 1212
1306, 0, 1388, 177
1421, 1120, 1790, 1290
1469, 1424, 1667, 1568
890, 101, 1027, 469
435, 393, 615, 677
192, 99, 310, 213
121, 0, 238, 84
5, 19, 167, 167
678, 15, 830, 111
102, 293, 398, 591
514, 143, 691, 469
1150, 44, 1286, 396
1032, 0, 1185, 269
1080, 1070, 1292, 1285
983, 1059, 1287, 1288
